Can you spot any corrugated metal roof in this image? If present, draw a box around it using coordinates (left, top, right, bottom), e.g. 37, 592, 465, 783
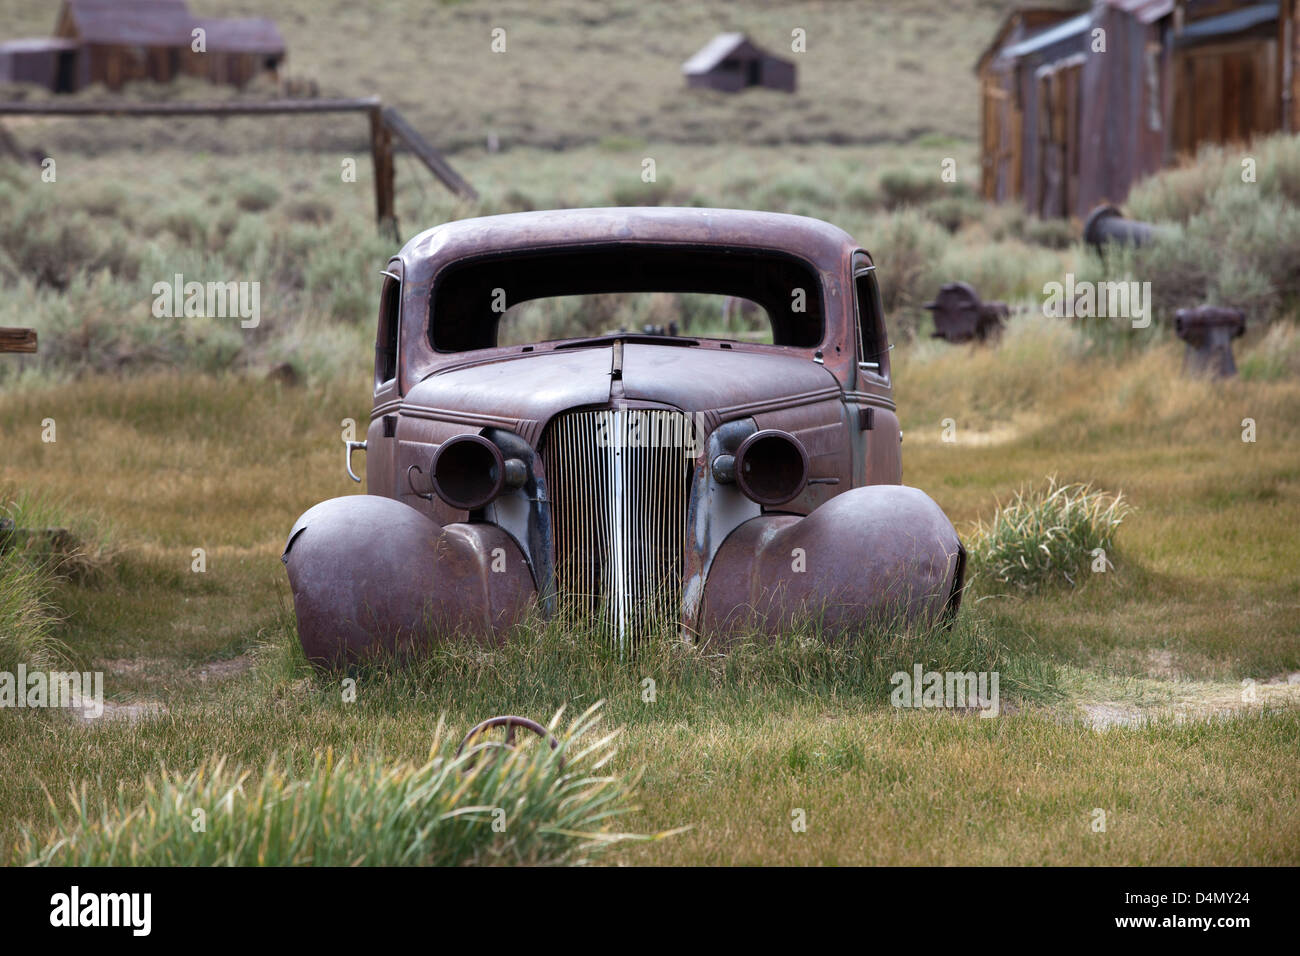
0, 37, 80, 53
999, 12, 1091, 60
682, 33, 749, 74
1179, 2, 1277, 40
1100, 0, 1176, 25
196, 17, 285, 55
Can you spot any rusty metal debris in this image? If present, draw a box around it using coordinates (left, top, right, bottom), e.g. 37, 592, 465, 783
1174, 305, 1245, 378
1083, 204, 1161, 253
924, 283, 1007, 344
283, 207, 966, 666
455, 716, 560, 770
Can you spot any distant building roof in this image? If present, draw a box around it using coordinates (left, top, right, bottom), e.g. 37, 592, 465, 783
999, 11, 1092, 60
195, 17, 285, 55
974, 8, 1078, 73
1100, 0, 1176, 25
0, 37, 81, 53
682, 33, 755, 74
1179, 1, 1278, 41
58, 0, 193, 46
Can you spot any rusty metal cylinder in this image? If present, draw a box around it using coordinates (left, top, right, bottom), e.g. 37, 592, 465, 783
1174, 306, 1245, 378
1083, 204, 1160, 252
924, 282, 1007, 343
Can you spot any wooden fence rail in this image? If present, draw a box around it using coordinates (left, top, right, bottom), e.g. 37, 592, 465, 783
0, 97, 477, 236
0, 327, 37, 354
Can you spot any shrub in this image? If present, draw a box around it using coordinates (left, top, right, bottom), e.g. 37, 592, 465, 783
1114, 133, 1300, 325
879, 168, 944, 209
968, 478, 1131, 592
232, 179, 280, 213
18, 704, 663, 866
923, 194, 983, 234
865, 208, 946, 333
1020, 216, 1076, 250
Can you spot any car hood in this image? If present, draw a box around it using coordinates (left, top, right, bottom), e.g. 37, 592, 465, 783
403, 343, 843, 435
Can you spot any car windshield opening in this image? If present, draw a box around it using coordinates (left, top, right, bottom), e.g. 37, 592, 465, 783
429, 243, 824, 352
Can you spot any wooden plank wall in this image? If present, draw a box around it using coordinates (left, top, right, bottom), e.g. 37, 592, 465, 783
1172, 38, 1280, 154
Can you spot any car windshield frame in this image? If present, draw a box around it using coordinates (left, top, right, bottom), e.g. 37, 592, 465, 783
426, 242, 827, 354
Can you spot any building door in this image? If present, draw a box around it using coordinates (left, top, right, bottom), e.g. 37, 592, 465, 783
54, 50, 77, 92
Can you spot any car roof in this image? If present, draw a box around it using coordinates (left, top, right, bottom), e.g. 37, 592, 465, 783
397, 207, 860, 280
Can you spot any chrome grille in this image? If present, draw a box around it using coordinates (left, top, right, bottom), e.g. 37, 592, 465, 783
543, 408, 692, 652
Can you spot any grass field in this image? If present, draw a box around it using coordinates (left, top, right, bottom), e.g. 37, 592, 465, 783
2, 326, 1298, 864
2, 0, 1299, 865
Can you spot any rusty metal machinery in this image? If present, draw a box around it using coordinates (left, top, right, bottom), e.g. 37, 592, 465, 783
1174, 305, 1245, 378
924, 282, 1008, 344
1083, 203, 1164, 253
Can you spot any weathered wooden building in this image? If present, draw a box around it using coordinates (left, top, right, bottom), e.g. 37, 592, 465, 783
0, 0, 284, 92
978, 0, 1300, 219
0, 38, 81, 92
682, 33, 797, 93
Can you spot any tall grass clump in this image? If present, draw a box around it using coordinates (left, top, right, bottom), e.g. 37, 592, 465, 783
0, 491, 100, 671
968, 478, 1131, 592
0, 549, 61, 673
18, 704, 664, 866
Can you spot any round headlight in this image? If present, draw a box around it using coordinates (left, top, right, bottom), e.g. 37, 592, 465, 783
431, 434, 506, 511
734, 429, 809, 506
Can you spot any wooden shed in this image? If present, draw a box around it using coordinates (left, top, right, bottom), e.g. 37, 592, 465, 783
35, 0, 284, 91
190, 17, 285, 86
53, 0, 192, 90
0, 38, 81, 92
978, 0, 1300, 219
682, 33, 796, 93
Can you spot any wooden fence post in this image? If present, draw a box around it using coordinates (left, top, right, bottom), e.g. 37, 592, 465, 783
369, 107, 398, 241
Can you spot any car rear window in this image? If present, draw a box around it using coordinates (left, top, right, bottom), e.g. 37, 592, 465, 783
428, 243, 824, 352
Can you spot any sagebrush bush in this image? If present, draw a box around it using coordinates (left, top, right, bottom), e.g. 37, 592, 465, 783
879, 168, 945, 208
968, 478, 1131, 592
1114, 134, 1300, 324
18, 704, 662, 866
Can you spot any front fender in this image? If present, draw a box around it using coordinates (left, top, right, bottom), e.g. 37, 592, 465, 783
701, 485, 964, 637
282, 495, 536, 666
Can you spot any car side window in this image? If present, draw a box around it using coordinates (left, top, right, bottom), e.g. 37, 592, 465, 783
853, 267, 889, 380
375, 271, 400, 388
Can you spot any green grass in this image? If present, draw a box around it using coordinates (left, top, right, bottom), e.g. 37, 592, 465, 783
1, 0, 1298, 866
1, 317, 1297, 863
16, 703, 664, 866
968, 478, 1131, 592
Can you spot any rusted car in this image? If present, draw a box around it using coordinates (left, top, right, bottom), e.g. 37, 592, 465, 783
284, 208, 965, 665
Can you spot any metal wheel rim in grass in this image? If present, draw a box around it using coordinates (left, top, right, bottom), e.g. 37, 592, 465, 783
455, 716, 562, 770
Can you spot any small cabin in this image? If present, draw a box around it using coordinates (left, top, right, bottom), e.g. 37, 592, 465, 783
0, 0, 285, 92
682, 33, 796, 93
0, 38, 81, 92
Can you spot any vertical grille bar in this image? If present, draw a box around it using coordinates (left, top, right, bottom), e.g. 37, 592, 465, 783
544, 408, 691, 652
